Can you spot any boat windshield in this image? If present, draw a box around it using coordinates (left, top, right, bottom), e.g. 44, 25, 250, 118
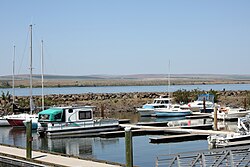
153, 100, 169, 104
38, 108, 63, 122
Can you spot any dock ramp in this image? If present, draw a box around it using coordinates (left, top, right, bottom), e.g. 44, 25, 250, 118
156, 145, 250, 167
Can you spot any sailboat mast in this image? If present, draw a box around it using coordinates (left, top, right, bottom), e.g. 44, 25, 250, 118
12, 45, 15, 104
41, 40, 44, 111
168, 60, 170, 99
29, 24, 33, 115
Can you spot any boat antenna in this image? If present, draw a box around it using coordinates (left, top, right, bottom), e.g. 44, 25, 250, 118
29, 24, 33, 114
41, 40, 44, 111
12, 45, 15, 104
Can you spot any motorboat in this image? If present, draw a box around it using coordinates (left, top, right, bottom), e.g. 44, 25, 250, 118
37, 106, 120, 138
208, 113, 250, 148
152, 104, 192, 117
210, 107, 250, 121
23, 116, 38, 130
136, 96, 171, 117
188, 94, 215, 112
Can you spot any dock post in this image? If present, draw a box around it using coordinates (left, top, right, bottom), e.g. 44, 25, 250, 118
101, 104, 105, 119
213, 105, 218, 131
125, 127, 133, 167
26, 119, 32, 159
203, 97, 206, 113
244, 98, 247, 110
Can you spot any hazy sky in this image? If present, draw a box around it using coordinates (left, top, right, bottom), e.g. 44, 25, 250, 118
1, 0, 250, 76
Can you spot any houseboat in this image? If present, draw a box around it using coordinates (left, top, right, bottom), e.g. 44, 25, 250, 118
37, 106, 120, 138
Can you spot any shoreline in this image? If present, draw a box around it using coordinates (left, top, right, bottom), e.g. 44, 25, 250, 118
0, 79, 250, 88
1, 90, 250, 117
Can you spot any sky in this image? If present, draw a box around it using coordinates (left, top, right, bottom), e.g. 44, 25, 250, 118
1, 0, 250, 76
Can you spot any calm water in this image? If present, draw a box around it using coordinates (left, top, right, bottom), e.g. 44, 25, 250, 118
1, 83, 250, 96
0, 117, 220, 167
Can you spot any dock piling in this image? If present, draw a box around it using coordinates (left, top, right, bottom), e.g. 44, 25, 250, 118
203, 97, 206, 112
26, 119, 32, 159
125, 127, 133, 167
213, 105, 218, 131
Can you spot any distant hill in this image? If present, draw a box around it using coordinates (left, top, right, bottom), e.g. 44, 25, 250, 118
1, 74, 250, 81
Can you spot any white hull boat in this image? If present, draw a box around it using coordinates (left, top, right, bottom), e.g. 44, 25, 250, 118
37, 106, 120, 138
136, 96, 171, 117
210, 107, 250, 120
188, 94, 215, 112
153, 104, 192, 117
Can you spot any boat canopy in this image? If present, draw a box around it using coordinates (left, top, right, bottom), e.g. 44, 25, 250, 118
197, 94, 214, 102
38, 108, 63, 122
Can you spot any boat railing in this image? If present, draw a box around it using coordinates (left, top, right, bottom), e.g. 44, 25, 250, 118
48, 119, 119, 130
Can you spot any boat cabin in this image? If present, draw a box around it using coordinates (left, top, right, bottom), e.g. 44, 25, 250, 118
38, 106, 95, 123
197, 94, 214, 103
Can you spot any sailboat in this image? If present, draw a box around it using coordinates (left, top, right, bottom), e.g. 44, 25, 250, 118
7, 25, 38, 128
23, 40, 45, 129
152, 61, 192, 117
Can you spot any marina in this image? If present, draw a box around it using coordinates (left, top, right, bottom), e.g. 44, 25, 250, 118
1, 1, 250, 166
0, 117, 214, 167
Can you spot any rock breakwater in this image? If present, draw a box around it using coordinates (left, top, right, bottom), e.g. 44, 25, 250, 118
1, 91, 250, 117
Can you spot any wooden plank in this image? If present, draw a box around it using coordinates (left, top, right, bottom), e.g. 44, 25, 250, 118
181, 124, 213, 130
100, 129, 166, 138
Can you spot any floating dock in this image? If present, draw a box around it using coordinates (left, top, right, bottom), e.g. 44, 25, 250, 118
0, 144, 122, 167
136, 121, 169, 127
150, 134, 209, 143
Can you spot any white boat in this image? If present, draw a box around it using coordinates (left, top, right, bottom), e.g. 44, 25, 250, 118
153, 104, 192, 117
208, 113, 250, 148
37, 106, 120, 138
210, 107, 250, 120
136, 96, 171, 117
7, 113, 38, 128
188, 94, 215, 112
7, 25, 37, 128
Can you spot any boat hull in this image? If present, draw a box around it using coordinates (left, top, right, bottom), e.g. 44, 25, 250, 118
136, 108, 155, 117
38, 119, 120, 138
153, 111, 192, 117
6, 118, 25, 127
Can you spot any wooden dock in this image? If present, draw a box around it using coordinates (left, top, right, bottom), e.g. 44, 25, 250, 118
119, 124, 235, 136
150, 134, 209, 143
0, 144, 122, 167
136, 121, 169, 127
100, 129, 165, 138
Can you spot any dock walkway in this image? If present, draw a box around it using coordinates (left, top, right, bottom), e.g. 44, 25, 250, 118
0, 144, 122, 167
156, 145, 250, 167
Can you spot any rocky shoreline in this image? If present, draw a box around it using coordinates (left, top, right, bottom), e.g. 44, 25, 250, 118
1, 90, 250, 117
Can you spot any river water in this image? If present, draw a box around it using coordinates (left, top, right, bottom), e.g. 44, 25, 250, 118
1, 83, 250, 96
